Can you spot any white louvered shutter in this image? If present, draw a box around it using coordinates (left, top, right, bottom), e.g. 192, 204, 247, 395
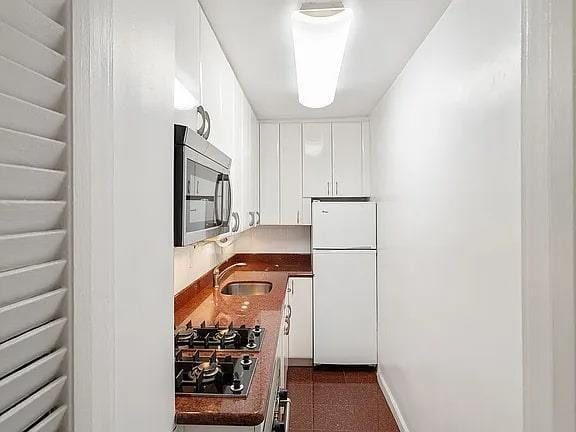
0, 0, 70, 431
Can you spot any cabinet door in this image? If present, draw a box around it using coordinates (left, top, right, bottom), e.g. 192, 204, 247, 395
302, 123, 332, 197
259, 123, 280, 224
332, 122, 363, 196
282, 301, 290, 388
230, 82, 245, 232
200, 10, 225, 151
175, 0, 200, 104
280, 123, 303, 225
251, 113, 260, 225
288, 278, 313, 360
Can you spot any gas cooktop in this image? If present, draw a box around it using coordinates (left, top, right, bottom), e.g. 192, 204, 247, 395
175, 349, 257, 397
174, 321, 265, 351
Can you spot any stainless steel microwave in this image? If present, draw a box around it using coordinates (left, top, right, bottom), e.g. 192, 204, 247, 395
174, 124, 232, 246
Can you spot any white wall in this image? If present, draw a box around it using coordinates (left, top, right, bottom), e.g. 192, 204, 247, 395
174, 226, 310, 294
370, 1, 522, 431
174, 242, 235, 294
233, 226, 311, 254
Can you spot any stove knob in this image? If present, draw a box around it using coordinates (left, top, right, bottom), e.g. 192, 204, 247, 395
253, 324, 262, 335
231, 373, 244, 394
272, 420, 286, 432
278, 388, 288, 401
241, 355, 252, 368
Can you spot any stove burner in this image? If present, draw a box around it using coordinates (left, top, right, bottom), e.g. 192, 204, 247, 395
175, 350, 257, 397
189, 361, 221, 383
214, 328, 241, 346
173, 321, 265, 351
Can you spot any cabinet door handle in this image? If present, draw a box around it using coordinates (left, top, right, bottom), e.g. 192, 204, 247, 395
196, 180, 200, 194
327, 182, 330, 195
336, 181, 339, 196
297, 210, 300, 224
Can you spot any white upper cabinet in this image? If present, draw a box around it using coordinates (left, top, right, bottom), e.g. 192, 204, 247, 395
175, 0, 200, 105
251, 112, 260, 226
302, 122, 332, 197
259, 123, 280, 225
199, 9, 227, 153
332, 122, 363, 196
280, 123, 303, 225
302, 121, 369, 198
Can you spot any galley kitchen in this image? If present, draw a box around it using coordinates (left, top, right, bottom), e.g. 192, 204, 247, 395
1, 0, 568, 432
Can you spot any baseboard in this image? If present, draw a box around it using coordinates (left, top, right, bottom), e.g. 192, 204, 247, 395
377, 370, 410, 432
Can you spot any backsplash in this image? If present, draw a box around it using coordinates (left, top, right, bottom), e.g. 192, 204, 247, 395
173, 225, 311, 294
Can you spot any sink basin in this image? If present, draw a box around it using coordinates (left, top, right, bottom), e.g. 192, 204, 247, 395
221, 282, 272, 296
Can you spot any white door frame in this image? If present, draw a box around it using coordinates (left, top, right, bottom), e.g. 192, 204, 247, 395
522, 0, 575, 431
71, 0, 117, 430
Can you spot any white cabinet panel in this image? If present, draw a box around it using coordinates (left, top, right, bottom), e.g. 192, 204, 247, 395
199, 9, 225, 152
282, 303, 289, 388
259, 123, 280, 224
332, 122, 363, 197
313, 250, 377, 365
302, 122, 332, 197
251, 113, 260, 226
175, 0, 200, 104
288, 278, 313, 360
280, 123, 302, 225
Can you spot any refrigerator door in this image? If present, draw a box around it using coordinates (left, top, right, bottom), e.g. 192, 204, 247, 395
312, 201, 376, 249
313, 250, 377, 365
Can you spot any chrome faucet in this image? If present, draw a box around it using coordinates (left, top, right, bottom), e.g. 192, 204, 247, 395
213, 262, 247, 289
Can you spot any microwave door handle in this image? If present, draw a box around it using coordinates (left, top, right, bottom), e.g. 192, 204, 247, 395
214, 176, 223, 225
223, 176, 232, 226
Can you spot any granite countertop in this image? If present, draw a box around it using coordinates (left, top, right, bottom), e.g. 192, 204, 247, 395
174, 253, 312, 426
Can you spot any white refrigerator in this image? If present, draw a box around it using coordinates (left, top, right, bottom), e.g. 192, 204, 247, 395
312, 201, 377, 365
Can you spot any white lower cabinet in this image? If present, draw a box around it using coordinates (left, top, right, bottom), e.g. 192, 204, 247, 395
280, 296, 290, 389
287, 277, 313, 363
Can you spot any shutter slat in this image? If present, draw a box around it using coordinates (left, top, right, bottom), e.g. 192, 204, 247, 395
0, 319, 66, 379
0, 348, 66, 414
0, 94, 65, 140
0, 22, 64, 82
0, 260, 66, 308
0, 201, 66, 236
25, 0, 66, 26
25, 405, 66, 432
0, 127, 65, 170
0, 376, 66, 432
0, 230, 66, 272
0, 0, 65, 53
0, 0, 69, 422
0, 288, 66, 343
0, 164, 65, 200
0, 56, 65, 112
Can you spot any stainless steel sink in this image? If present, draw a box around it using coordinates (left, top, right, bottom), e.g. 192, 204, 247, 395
221, 282, 273, 296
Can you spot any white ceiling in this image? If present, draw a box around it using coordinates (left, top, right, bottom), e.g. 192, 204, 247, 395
199, 0, 452, 120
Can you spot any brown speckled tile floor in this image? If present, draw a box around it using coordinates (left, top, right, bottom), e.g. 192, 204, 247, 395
287, 366, 400, 432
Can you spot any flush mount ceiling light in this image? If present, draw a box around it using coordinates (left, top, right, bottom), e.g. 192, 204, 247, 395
292, 1, 352, 109
174, 78, 198, 110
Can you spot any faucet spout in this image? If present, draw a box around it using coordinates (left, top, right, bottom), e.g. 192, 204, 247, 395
213, 262, 247, 289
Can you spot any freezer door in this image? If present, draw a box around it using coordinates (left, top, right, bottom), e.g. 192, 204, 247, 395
312, 201, 376, 249
313, 250, 377, 365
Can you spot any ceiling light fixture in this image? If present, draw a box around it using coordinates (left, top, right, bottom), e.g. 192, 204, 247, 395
174, 78, 198, 110
291, 1, 352, 109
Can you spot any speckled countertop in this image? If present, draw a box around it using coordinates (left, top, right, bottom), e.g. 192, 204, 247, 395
174, 254, 312, 426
